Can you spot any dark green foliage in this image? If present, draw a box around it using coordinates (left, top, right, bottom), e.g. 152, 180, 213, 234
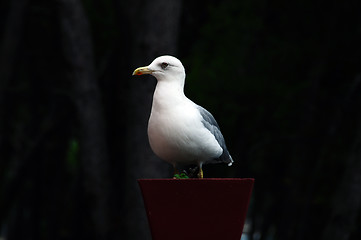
173, 173, 190, 179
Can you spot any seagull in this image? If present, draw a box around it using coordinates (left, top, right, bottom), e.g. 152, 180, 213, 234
132, 55, 233, 178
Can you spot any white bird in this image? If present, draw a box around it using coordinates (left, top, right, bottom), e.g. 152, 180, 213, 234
132, 55, 233, 178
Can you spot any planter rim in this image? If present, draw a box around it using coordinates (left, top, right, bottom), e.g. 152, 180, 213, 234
138, 177, 254, 181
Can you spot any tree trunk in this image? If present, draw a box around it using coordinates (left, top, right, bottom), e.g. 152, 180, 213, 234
0, 0, 28, 167
57, 0, 111, 239
115, 0, 183, 239
321, 115, 361, 240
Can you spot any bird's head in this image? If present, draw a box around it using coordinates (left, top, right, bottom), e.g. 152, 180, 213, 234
132, 55, 186, 83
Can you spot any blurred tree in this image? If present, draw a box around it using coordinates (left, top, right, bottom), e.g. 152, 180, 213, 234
114, 0, 183, 239
0, 0, 28, 177
57, 0, 111, 239
322, 75, 361, 240
0, 1, 76, 239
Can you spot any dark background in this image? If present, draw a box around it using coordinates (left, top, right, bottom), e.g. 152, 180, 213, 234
1, 0, 361, 239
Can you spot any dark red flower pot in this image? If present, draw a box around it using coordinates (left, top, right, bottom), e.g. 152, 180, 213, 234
138, 178, 254, 240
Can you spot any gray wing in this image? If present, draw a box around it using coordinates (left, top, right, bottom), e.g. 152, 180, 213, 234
196, 105, 233, 166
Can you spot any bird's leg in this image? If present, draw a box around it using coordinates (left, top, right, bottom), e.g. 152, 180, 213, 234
197, 168, 204, 178
197, 163, 204, 179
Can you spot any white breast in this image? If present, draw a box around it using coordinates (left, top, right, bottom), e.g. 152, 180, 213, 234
147, 92, 222, 165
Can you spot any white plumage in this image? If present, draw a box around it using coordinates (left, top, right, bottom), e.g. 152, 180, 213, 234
133, 55, 233, 178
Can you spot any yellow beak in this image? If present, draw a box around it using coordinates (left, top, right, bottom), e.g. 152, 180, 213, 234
132, 66, 153, 76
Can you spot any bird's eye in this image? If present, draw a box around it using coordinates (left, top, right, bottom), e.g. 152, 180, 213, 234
160, 62, 169, 69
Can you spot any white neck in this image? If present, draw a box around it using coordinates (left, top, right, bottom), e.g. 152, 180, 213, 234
152, 80, 186, 112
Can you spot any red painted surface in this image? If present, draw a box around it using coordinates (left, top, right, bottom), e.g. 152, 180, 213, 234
138, 178, 254, 240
